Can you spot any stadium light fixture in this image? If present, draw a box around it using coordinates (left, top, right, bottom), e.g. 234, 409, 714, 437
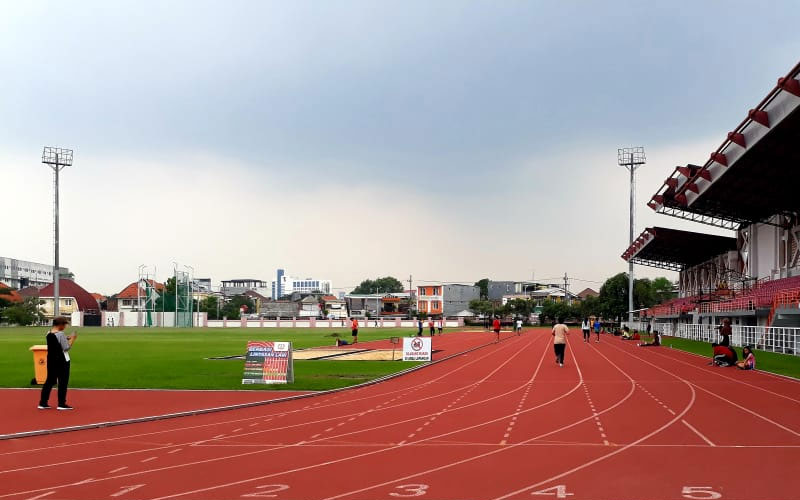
42, 147, 74, 318
618, 147, 646, 324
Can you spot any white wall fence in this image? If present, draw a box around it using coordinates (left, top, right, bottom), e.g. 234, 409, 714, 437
83, 312, 464, 329
623, 321, 799, 356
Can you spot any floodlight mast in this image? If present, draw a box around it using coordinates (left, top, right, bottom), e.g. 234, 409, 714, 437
618, 147, 646, 325
42, 147, 73, 319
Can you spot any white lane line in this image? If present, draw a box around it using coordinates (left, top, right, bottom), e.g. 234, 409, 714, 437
682, 419, 716, 447
24, 491, 55, 500
167, 449, 182, 454
140, 457, 158, 463
2, 336, 541, 500
109, 467, 128, 474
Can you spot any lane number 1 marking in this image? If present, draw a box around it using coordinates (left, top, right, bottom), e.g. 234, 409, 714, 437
390, 484, 430, 497
241, 484, 290, 498
531, 485, 573, 498
682, 486, 722, 499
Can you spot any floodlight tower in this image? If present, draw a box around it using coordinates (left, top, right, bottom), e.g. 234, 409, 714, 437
618, 147, 646, 324
42, 147, 73, 318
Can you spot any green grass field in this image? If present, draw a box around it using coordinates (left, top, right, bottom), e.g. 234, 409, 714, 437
656, 335, 800, 379
0, 327, 422, 391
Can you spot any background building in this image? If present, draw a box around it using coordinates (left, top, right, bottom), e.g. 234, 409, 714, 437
39, 279, 100, 324
271, 270, 331, 299
0, 257, 70, 289
417, 284, 480, 317
221, 279, 271, 298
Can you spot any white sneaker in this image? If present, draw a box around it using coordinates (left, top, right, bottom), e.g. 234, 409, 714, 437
559, 363, 564, 367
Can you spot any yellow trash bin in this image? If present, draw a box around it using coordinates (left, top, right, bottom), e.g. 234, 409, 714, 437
29, 345, 48, 384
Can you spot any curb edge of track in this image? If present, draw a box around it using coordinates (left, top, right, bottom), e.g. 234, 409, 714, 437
0, 333, 518, 441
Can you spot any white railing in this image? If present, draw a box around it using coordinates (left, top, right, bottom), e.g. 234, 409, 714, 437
653, 322, 799, 356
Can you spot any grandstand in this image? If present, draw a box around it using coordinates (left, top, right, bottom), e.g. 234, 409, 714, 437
622, 61, 800, 353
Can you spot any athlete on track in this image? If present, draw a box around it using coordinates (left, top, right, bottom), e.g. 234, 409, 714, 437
552, 318, 569, 367
581, 318, 591, 342
493, 316, 501, 343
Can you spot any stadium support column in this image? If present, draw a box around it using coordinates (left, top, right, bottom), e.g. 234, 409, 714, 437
618, 147, 646, 324
42, 147, 73, 319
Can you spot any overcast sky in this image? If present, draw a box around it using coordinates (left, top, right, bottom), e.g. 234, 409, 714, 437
2, 1, 798, 295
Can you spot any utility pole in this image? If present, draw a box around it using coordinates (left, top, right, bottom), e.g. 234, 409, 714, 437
563, 273, 570, 306
618, 147, 646, 324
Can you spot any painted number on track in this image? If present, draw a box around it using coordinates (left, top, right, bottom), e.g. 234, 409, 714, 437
531, 485, 573, 498
682, 486, 722, 499
241, 484, 290, 498
390, 484, 429, 497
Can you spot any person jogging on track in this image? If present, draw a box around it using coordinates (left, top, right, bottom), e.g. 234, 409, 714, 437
593, 318, 602, 343
350, 317, 359, 344
492, 316, 501, 343
39, 317, 77, 410
515, 318, 523, 335
552, 318, 569, 367
581, 318, 591, 343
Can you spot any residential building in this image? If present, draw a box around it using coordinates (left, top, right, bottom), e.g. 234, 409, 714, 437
221, 279, 271, 298
0, 257, 70, 290
417, 284, 480, 317
346, 292, 413, 318
39, 279, 100, 321
259, 301, 300, 319
108, 280, 165, 313
577, 288, 599, 300
299, 295, 322, 318
0, 283, 24, 304
321, 295, 348, 319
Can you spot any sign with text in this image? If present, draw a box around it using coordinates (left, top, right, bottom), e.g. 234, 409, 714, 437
402, 337, 432, 362
242, 341, 294, 384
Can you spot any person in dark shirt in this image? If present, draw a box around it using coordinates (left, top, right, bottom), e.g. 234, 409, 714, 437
38, 317, 77, 410
718, 318, 732, 347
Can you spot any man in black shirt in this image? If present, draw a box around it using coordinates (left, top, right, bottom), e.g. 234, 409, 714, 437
38, 317, 77, 410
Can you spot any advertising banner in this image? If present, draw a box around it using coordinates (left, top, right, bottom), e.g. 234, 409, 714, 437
402, 337, 432, 362
242, 341, 294, 384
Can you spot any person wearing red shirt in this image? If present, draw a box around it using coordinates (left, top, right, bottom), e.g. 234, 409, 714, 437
492, 317, 501, 343
350, 317, 359, 344
428, 318, 435, 336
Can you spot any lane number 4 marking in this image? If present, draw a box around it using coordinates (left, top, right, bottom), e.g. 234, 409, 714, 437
390, 484, 430, 497
531, 485, 573, 498
682, 486, 722, 499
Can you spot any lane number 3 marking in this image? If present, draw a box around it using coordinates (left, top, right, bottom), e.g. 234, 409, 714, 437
682, 486, 722, 499
390, 484, 429, 497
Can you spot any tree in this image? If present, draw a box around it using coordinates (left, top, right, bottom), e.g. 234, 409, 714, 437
351, 277, 404, 294
506, 298, 533, 318
597, 273, 676, 320
198, 295, 220, 320
652, 277, 676, 304
474, 278, 489, 300
1, 298, 44, 325
468, 299, 494, 317
221, 295, 256, 320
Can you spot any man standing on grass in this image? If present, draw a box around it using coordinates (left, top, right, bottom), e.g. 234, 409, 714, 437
350, 317, 359, 344
493, 316, 501, 343
552, 318, 569, 367
38, 317, 77, 410
428, 317, 435, 336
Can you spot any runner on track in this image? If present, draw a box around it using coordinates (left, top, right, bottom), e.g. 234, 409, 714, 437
552, 318, 569, 367
493, 316, 501, 343
350, 317, 359, 344
581, 318, 591, 343
515, 318, 523, 335
593, 318, 602, 343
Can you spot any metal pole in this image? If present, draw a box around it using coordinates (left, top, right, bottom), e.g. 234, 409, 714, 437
53, 154, 60, 318
628, 158, 635, 324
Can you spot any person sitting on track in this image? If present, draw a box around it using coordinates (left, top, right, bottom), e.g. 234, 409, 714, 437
621, 326, 632, 339
336, 338, 350, 346
638, 330, 661, 347
712, 344, 738, 367
735, 346, 756, 370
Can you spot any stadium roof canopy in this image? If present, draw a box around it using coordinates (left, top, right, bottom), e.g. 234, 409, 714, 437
621, 227, 738, 271
648, 61, 800, 229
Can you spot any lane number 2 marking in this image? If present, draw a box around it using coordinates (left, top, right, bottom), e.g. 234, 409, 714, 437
682, 486, 722, 499
390, 484, 430, 497
531, 485, 574, 498
241, 484, 290, 498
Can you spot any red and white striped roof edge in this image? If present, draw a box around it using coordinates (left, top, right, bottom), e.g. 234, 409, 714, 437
648, 60, 800, 212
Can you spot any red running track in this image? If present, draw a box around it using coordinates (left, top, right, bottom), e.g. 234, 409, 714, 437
0, 329, 798, 500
